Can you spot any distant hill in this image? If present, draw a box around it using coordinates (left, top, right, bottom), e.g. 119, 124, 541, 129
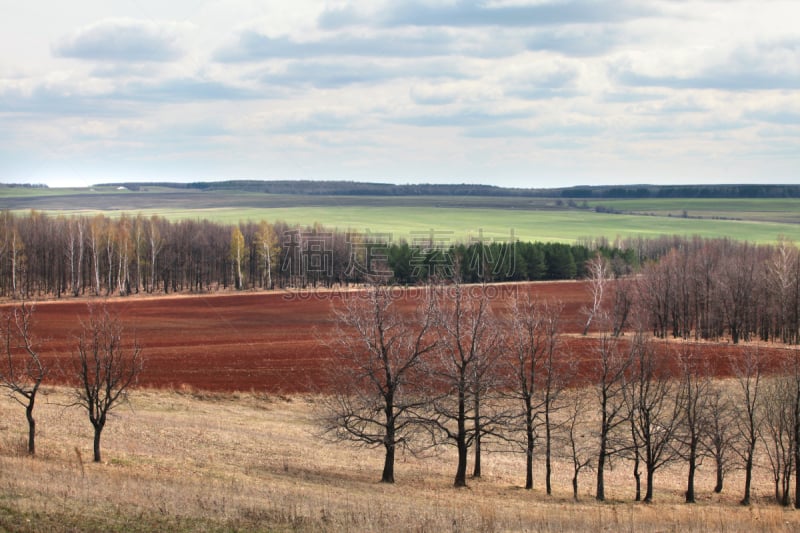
96, 180, 800, 199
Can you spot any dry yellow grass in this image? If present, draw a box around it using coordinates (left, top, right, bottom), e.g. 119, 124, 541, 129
0, 386, 798, 532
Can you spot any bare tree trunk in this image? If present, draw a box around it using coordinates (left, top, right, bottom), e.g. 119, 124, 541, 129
645, 467, 655, 503
742, 452, 754, 505
66, 227, 76, 297
11, 231, 18, 299
472, 389, 481, 478
583, 255, 608, 335
524, 394, 535, 489
76, 221, 84, 296
715, 462, 725, 493
596, 428, 607, 501
92, 236, 101, 296
455, 389, 468, 487
545, 407, 552, 495
26, 398, 35, 455
266, 245, 272, 289
106, 233, 114, 296
382, 419, 396, 483
686, 445, 697, 503
93, 424, 103, 462
633, 449, 642, 501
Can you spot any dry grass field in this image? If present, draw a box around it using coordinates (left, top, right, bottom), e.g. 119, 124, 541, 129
0, 386, 798, 532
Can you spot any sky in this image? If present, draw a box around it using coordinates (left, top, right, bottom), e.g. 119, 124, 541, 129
0, 0, 798, 188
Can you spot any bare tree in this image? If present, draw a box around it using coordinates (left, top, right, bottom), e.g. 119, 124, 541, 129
676, 343, 712, 504
539, 303, 566, 495
583, 254, 609, 335
562, 388, 594, 500
424, 283, 502, 488
230, 226, 246, 290
719, 244, 758, 344
73, 306, 143, 462
9, 220, 25, 299
146, 216, 162, 293
469, 317, 504, 480
255, 220, 280, 289
593, 318, 633, 502
768, 239, 798, 344
0, 302, 47, 454
322, 285, 437, 483
626, 335, 685, 503
505, 294, 562, 490
88, 215, 105, 296
703, 382, 738, 494
610, 276, 634, 337
66, 216, 85, 297
760, 375, 794, 506
733, 347, 764, 505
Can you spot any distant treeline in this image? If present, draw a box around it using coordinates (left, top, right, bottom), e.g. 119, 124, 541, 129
98, 180, 800, 199
0, 183, 48, 189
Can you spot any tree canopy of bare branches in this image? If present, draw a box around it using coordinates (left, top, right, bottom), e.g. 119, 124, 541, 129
593, 320, 633, 502
0, 302, 47, 454
424, 283, 504, 488
321, 285, 437, 483
626, 335, 685, 503
505, 293, 564, 492
73, 305, 144, 462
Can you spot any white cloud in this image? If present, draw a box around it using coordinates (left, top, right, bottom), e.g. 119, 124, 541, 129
611, 38, 800, 90
53, 19, 189, 63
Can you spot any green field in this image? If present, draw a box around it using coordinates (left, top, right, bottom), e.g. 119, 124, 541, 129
2, 186, 799, 244
102, 205, 797, 244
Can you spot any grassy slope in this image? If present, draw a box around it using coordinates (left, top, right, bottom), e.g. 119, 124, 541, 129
0, 386, 797, 532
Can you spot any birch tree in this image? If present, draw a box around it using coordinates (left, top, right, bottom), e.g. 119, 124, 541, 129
230, 226, 245, 290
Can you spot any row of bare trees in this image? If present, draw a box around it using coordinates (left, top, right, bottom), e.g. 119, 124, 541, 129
0, 303, 142, 462
0, 212, 284, 298
635, 237, 800, 344
323, 283, 800, 507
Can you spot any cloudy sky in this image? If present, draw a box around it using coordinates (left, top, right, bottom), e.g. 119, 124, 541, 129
1, 0, 798, 188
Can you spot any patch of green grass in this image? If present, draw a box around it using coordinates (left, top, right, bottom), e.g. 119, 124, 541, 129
589, 198, 800, 224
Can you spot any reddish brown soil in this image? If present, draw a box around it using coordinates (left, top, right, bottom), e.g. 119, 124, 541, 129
5, 281, 792, 393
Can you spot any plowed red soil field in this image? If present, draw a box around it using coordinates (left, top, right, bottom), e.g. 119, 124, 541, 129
5, 281, 792, 392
